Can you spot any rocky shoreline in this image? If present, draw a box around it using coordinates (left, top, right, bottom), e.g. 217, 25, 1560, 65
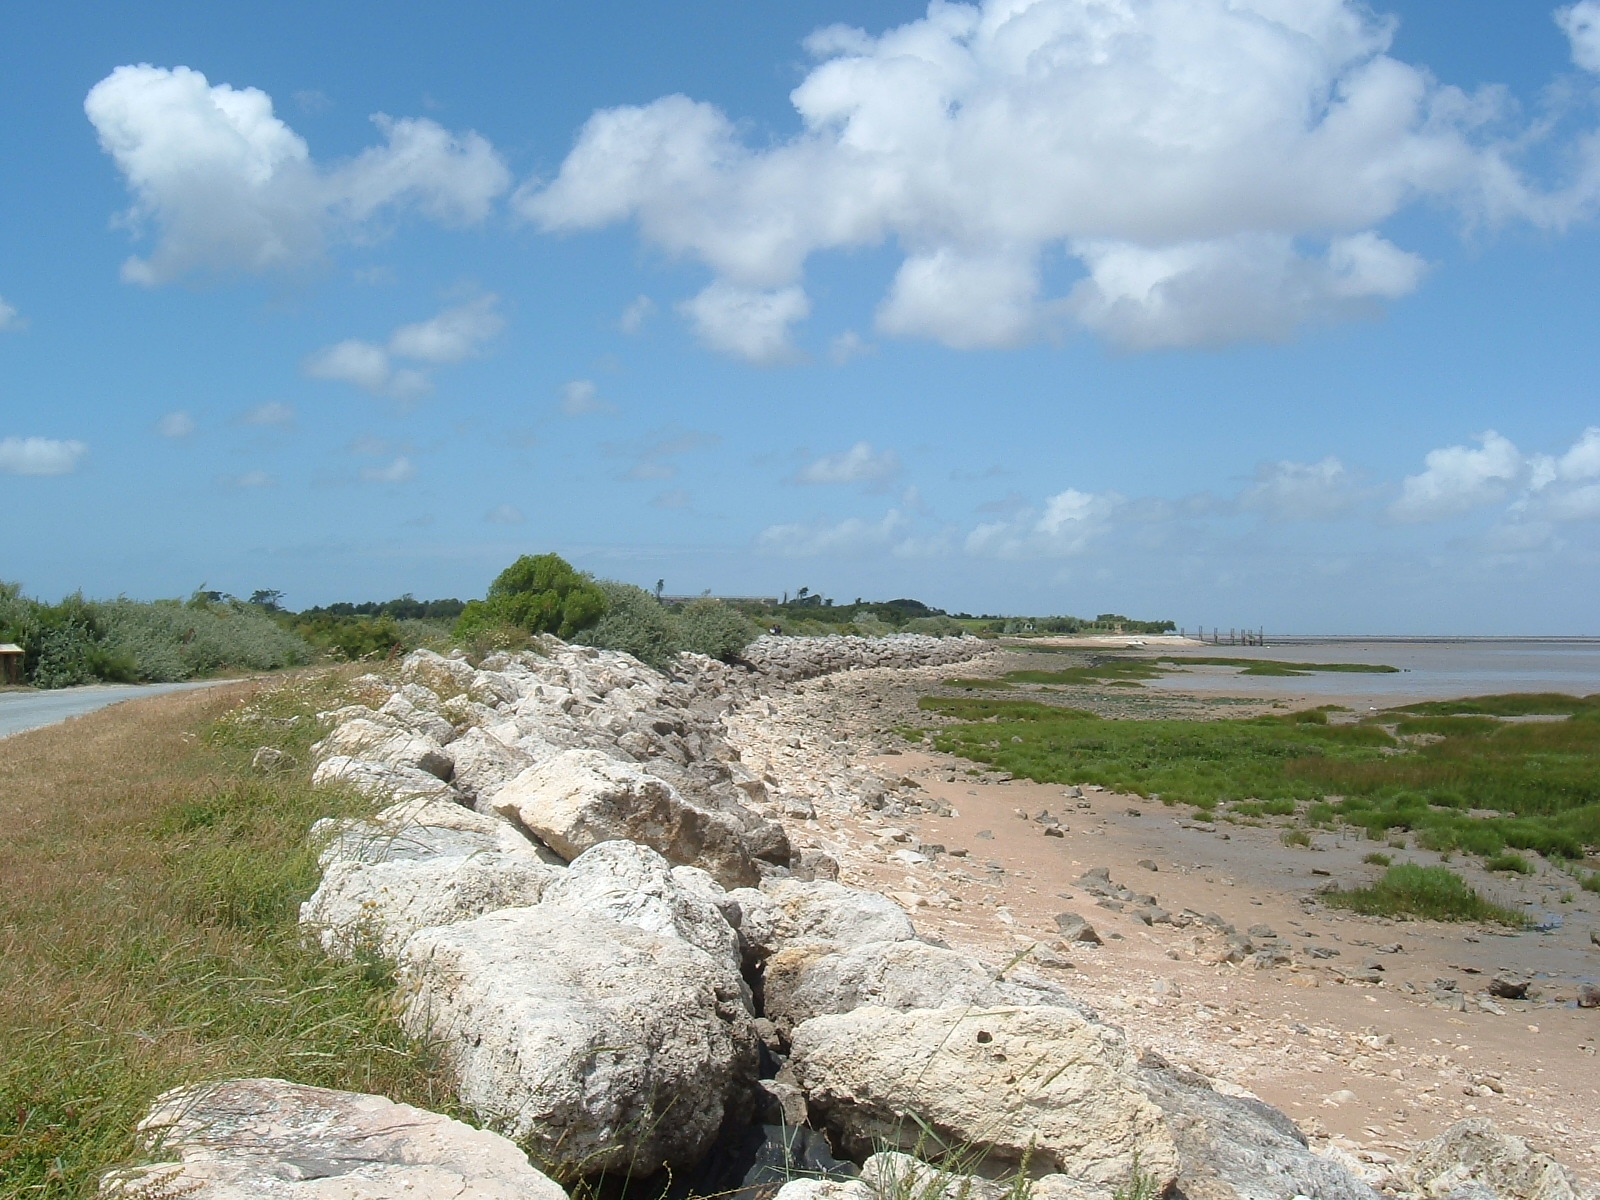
104, 637, 1593, 1200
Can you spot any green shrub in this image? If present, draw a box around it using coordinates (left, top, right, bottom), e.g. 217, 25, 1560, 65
1362, 852, 1393, 866
1323, 864, 1525, 925
1580, 870, 1600, 893
676, 597, 758, 660
455, 553, 606, 642
1280, 829, 1311, 847
99, 596, 311, 679
576, 581, 680, 667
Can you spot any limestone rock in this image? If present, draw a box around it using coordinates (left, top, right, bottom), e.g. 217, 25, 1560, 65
313, 717, 453, 781
861, 1152, 1008, 1200
763, 938, 1089, 1035
789, 1005, 1178, 1190
1136, 1059, 1381, 1200
492, 748, 760, 888
448, 726, 535, 809
772, 1182, 871, 1200
301, 850, 560, 959
757, 877, 917, 955
401, 649, 478, 698
312, 755, 459, 804
377, 691, 457, 745
398, 905, 758, 1176
743, 633, 989, 682
1402, 1118, 1580, 1200
100, 1077, 566, 1200
540, 839, 742, 975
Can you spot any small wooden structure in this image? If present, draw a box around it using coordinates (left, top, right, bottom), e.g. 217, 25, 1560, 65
0, 644, 22, 685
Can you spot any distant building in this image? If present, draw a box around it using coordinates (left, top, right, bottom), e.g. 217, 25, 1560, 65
0, 644, 23, 685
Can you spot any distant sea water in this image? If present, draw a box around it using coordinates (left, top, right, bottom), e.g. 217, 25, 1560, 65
1146, 638, 1600, 707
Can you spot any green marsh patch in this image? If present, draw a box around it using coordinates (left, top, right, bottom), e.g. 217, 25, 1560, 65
922, 693, 1600, 859
1322, 864, 1526, 925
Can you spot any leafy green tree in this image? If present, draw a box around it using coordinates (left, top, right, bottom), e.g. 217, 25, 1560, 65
454, 553, 607, 641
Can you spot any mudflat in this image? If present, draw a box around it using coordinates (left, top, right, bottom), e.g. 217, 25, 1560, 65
752, 651, 1600, 1190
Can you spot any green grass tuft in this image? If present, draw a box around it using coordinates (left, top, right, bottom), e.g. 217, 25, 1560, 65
1482, 851, 1534, 875
1322, 864, 1526, 925
1362, 852, 1393, 866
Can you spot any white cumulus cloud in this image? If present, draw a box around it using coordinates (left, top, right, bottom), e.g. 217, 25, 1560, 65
85, 64, 509, 284
1238, 457, 1362, 521
966, 488, 1120, 557
304, 296, 501, 401
1391, 432, 1526, 521
156, 410, 196, 438
678, 281, 809, 364
794, 441, 900, 486
0, 436, 87, 476
520, 0, 1600, 357
387, 295, 504, 362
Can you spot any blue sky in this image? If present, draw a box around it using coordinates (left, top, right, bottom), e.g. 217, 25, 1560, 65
4, 0, 1600, 633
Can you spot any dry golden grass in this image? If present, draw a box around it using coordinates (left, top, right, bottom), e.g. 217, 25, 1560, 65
0, 675, 457, 1198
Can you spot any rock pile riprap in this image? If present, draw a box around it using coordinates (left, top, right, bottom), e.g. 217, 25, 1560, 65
105, 637, 1590, 1200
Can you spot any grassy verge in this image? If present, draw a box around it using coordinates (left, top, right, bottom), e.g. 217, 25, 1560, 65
1322, 865, 1526, 925
0, 670, 457, 1197
918, 693, 1600, 860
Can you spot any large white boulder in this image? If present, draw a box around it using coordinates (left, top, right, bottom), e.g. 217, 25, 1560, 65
492, 748, 760, 888
100, 1078, 567, 1200
789, 1005, 1179, 1191
540, 839, 741, 975
313, 717, 453, 781
303, 798, 563, 958
302, 851, 560, 960
751, 878, 917, 959
398, 905, 758, 1176
763, 938, 1088, 1035
448, 726, 535, 809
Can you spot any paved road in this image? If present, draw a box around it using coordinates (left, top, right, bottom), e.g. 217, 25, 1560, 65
0, 680, 233, 740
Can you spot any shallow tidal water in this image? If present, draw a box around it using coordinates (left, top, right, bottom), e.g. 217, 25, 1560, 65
1145, 638, 1600, 708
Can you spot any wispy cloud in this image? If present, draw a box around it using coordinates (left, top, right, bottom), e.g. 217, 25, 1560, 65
0, 296, 23, 331
561, 378, 613, 415
794, 441, 900, 487
238, 401, 295, 427
486, 503, 525, 524
619, 294, 655, 333
605, 426, 720, 480
156, 411, 196, 438
359, 456, 415, 483
0, 436, 87, 476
